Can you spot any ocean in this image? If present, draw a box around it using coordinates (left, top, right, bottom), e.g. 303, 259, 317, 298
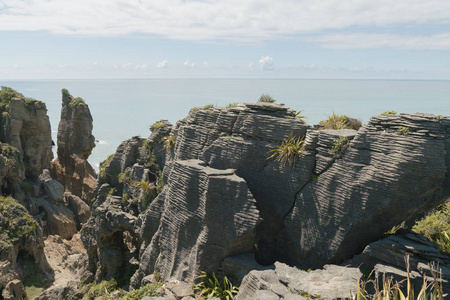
2, 79, 450, 170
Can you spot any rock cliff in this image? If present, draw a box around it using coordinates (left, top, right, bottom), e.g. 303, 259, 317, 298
50, 89, 97, 202
118, 104, 450, 289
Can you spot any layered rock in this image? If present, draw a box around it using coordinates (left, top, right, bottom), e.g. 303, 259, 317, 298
50, 89, 96, 202
278, 113, 450, 269
0, 88, 53, 179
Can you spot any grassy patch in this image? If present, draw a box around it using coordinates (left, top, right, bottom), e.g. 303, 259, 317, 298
258, 93, 276, 103
162, 134, 176, 153
319, 112, 362, 130
226, 103, 238, 108
191, 271, 239, 300
99, 154, 114, 180
379, 110, 397, 116
268, 134, 305, 167
397, 126, 410, 136
328, 136, 350, 159
69, 97, 87, 107
413, 204, 450, 253
0, 196, 37, 253
203, 104, 214, 110
123, 282, 163, 300
150, 121, 164, 132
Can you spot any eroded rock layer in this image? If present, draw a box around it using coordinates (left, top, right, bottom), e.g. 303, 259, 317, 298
50, 89, 96, 202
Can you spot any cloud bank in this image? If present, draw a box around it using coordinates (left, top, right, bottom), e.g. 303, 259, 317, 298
0, 0, 449, 49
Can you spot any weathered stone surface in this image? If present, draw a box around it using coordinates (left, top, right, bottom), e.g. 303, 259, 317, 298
235, 262, 360, 300
81, 192, 139, 281
34, 196, 77, 239
0, 143, 25, 194
345, 229, 450, 294
2, 279, 26, 300
65, 192, 90, 229
278, 113, 450, 269
50, 89, 96, 202
43, 179, 64, 202
2, 98, 53, 179
131, 159, 261, 286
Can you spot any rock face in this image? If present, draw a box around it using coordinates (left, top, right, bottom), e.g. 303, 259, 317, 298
278, 113, 450, 269
235, 262, 361, 300
127, 106, 450, 287
0, 91, 53, 179
50, 89, 96, 202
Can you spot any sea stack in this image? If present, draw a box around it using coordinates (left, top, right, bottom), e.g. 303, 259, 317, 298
50, 89, 96, 202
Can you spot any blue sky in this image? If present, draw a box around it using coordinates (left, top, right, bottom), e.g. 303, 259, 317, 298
0, 0, 449, 79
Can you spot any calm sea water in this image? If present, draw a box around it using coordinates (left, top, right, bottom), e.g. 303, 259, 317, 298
2, 79, 450, 170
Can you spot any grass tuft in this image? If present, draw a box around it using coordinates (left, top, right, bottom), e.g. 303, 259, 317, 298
268, 134, 305, 167
191, 271, 239, 300
258, 94, 276, 103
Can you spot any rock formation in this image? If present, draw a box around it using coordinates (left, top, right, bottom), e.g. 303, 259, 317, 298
119, 104, 450, 290
50, 89, 96, 202
0, 87, 53, 179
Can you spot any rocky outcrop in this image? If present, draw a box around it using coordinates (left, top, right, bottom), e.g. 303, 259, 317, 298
126, 105, 450, 287
50, 89, 96, 202
1, 96, 53, 179
0, 143, 25, 195
278, 113, 450, 269
345, 229, 450, 294
235, 262, 361, 300
132, 159, 261, 284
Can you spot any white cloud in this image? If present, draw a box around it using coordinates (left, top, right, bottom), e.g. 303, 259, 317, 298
248, 63, 254, 70
0, 0, 449, 47
310, 33, 450, 50
157, 60, 168, 68
122, 62, 132, 69
135, 64, 148, 70
259, 56, 273, 70
183, 59, 196, 68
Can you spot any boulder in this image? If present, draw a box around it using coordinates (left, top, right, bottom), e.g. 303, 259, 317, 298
2, 279, 27, 300
235, 262, 360, 300
65, 192, 90, 228
43, 179, 64, 202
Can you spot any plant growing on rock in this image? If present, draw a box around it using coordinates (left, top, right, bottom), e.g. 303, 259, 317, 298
258, 93, 276, 103
397, 126, 410, 136
379, 110, 397, 116
191, 271, 239, 300
163, 134, 176, 153
99, 154, 114, 180
150, 121, 164, 132
413, 204, 450, 254
319, 112, 361, 130
226, 103, 238, 108
203, 104, 214, 109
329, 136, 350, 159
268, 134, 305, 167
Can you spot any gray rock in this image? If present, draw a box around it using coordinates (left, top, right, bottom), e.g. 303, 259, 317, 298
2, 279, 26, 300
278, 113, 450, 269
235, 262, 360, 300
132, 159, 261, 284
43, 179, 64, 202
65, 192, 91, 228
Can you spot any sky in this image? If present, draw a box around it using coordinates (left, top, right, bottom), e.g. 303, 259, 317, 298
0, 0, 449, 79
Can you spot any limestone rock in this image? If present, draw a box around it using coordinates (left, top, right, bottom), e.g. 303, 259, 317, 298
0, 143, 25, 195
2, 279, 26, 300
235, 262, 360, 300
1, 96, 53, 179
43, 179, 64, 202
132, 159, 261, 285
278, 113, 450, 269
50, 89, 96, 202
345, 229, 450, 294
65, 192, 90, 229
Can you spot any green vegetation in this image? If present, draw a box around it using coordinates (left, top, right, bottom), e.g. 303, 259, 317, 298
23, 256, 47, 299
356, 256, 444, 299
328, 136, 350, 159
123, 282, 163, 300
136, 181, 156, 210
226, 103, 238, 108
150, 121, 164, 132
107, 187, 117, 198
0, 196, 37, 253
163, 134, 176, 153
268, 134, 305, 167
413, 204, 450, 253
72, 278, 125, 300
397, 126, 410, 136
99, 154, 114, 180
69, 97, 87, 107
1, 143, 23, 170
20, 181, 33, 193
311, 173, 320, 181
156, 170, 164, 195
319, 112, 362, 130
258, 93, 276, 103
379, 110, 397, 116
118, 170, 132, 186
191, 271, 239, 300
203, 104, 214, 109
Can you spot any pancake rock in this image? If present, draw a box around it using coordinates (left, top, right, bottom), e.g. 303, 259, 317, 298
50, 89, 96, 202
